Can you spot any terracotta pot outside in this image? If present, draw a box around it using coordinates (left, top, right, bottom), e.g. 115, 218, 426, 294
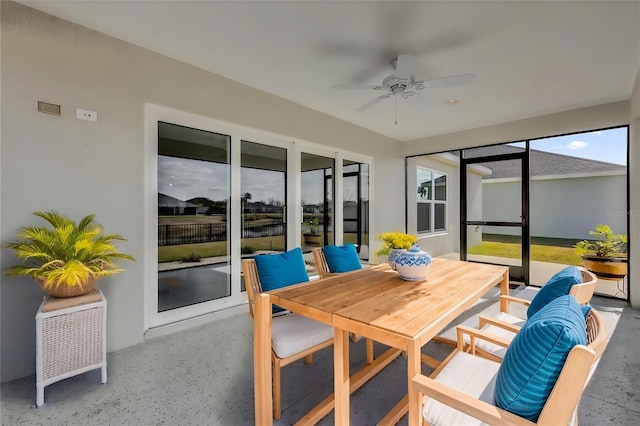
303, 233, 323, 245
581, 255, 628, 280
35, 276, 99, 298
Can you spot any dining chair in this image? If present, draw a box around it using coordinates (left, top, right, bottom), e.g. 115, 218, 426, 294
412, 295, 608, 426
311, 245, 374, 364
463, 266, 597, 361
311, 244, 362, 278
242, 251, 334, 420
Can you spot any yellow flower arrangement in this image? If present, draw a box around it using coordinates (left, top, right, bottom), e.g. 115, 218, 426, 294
375, 231, 418, 256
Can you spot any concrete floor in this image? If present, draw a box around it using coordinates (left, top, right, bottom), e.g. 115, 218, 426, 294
1, 295, 638, 425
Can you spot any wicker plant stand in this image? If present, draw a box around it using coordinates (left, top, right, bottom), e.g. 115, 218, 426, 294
35, 289, 107, 407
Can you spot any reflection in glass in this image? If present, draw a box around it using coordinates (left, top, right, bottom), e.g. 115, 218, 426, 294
157, 121, 230, 313
434, 172, 446, 201
241, 141, 286, 257
343, 160, 370, 261
301, 153, 334, 268
417, 168, 432, 200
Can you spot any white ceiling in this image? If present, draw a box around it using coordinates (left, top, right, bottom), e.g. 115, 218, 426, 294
20, 0, 640, 141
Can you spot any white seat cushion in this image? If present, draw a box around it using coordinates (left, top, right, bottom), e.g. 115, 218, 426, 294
271, 313, 333, 358
475, 312, 526, 359
492, 311, 527, 327
423, 352, 500, 426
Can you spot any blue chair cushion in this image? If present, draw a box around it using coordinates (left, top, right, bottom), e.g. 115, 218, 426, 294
254, 248, 309, 313
495, 295, 587, 421
527, 266, 582, 318
322, 244, 362, 273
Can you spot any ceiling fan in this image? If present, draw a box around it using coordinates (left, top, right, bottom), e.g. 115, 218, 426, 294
333, 54, 476, 121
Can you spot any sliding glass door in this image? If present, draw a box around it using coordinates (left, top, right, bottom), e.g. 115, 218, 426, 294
301, 151, 335, 252
343, 160, 370, 261
157, 122, 231, 313
146, 104, 373, 329
240, 141, 287, 257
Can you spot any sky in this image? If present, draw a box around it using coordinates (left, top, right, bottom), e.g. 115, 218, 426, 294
528, 127, 627, 165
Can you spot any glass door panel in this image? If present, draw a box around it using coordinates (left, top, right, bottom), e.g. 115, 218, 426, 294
343, 160, 369, 261
528, 127, 628, 298
240, 141, 287, 257
157, 122, 230, 312
301, 152, 334, 273
462, 145, 528, 282
466, 225, 523, 268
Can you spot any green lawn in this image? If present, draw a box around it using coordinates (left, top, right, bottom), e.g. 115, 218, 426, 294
158, 236, 286, 263
467, 234, 583, 266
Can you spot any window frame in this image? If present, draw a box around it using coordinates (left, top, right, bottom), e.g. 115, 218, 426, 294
416, 166, 448, 235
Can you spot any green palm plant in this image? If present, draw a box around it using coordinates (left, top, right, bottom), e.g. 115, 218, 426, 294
3, 211, 135, 294
574, 224, 627, 257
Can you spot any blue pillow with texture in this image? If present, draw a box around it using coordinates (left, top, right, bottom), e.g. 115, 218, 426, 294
254, 248, 309, 292
527, 266, 582, 318
255, 248, 309, 314
322, 244, 362, 273
495, 295, 587, 421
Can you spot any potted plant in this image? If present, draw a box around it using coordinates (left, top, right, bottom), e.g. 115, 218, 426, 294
302, 216, 322, 245
574, 224, 628, 279
375, 231, 418, 269
3, 211, 135, 297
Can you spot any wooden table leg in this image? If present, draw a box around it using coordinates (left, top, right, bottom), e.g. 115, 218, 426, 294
499, 269, 510, 313
254, 293, 272, 425
407, 341, 421, 426
334, 327, 350, 425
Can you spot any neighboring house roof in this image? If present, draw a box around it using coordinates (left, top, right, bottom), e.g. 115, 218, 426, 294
158, 193, 197, 208
463, 145, 626, 179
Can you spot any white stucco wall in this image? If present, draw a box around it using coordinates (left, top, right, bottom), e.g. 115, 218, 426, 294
483, 174, 628, 239
406, 155, 483, 256
0, 2, 403, 382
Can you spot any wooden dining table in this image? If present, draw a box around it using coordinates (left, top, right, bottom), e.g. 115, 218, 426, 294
253, 258, 509, 425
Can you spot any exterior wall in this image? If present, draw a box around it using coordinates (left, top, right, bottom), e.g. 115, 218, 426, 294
0, 2, 402, 382
406, 155, 483, 256
483, 174, 627, 240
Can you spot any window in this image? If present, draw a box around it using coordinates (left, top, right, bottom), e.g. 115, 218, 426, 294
417, 167, 447, 233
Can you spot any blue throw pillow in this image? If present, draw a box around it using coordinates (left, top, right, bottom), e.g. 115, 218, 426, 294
254, 248, 309, 313
495, 295, 587, 421
527, 266, 582, 318
322, 244, 362, 273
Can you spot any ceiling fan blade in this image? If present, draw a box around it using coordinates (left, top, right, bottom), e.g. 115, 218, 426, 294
394, 54, 418, 78
357, 94, 391, 112
417, 73, 477, 90
332, 84, 387, 90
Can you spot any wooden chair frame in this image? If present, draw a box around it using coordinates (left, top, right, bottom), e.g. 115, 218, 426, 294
477, 267, 597, 333
311, 247, 335, 279
413, 308, 607, 426
462, 267, 598, 362
433, 268, 597, 355
242, 259, 333, 420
